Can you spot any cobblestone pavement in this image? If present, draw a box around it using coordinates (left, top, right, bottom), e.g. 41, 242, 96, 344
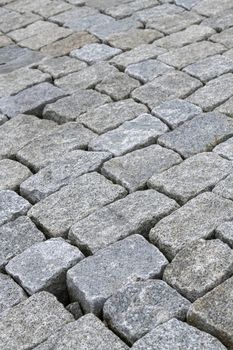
1, 0, 233, 349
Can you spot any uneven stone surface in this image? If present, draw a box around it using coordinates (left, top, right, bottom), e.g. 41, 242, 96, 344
213, 137, 233, 160
71, 43, 122, 64
213, 173, 233, 201
103, 280, 190, 344
69, 190, 179, 254
67, 235, 168, 315
0, 159, 32, 190
38, 56, 87, 79
66, 302, 83, 320
216, 221, 233, 248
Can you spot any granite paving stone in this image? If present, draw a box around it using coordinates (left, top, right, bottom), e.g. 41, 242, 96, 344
89, 114, 168, 156
16, 122, 96, 171
216, 221, 233, 248
70, 43, 122, 64
20, 150, 111, 203
0, 159, 32, 190
216, 96, 233, 117
6, 238, 84, 301
66, 301, 83, 320
149, 192, 233, 259
213, 137, 233, 160
187, 276, 233, 349
67, 234, 168, 315
69, 189, 179, 254
77, 99, 148, 134
102, 144, 182, 192
0, 114, 7, 125
175, 0, 203, 10
49, 7, 99, 27
104, 0, 159, 19
201, 10, 233, 32
28, 172, 126, 237
0, 8, 41, 34
0, 292, 74, 350
193, 0, 233, 17
158, 113, 233, 158
148, 152, 233, 204
43, 89, 111, 123
0, 190, 31, 227
135, 3, 184, 23
163, 239, 233, 301
38, 56, 87, 79
211, 27, 233, 49
103, 280, 190, 344
213, 173, 233, 201
0, 34, 12, 48
131, 318, 227, 350
0, 216, 45, 270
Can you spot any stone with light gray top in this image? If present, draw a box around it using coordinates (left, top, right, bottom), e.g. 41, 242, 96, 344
211, 28, 233, 49
216, 96, 233, 117
28, 172, 126, 238
66, 302, 83, 320
149, 192, 233, 260
0, 159, 32, 191
216, 221, 233, 248
213, 172, 233, 201
67, 234, 168, 315
0, 7, 40, 34
71, 43, 122, 64
103, 280, 190, 344
69, 189, 179, 254
104, 0, 159, 19
38, 56, 87, 79
89, 114, 168, 156
213, 137, 233, 160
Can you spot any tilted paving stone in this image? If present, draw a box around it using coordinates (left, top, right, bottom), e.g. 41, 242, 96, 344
54, 62, 117, 93
0, 82, 66, 118
43, 89, 111, 123
66, 301, 83, 320
0, 34, 12, 48
148, 152, 233, 204
77, 99, 148, 134
216, 96, 233, 117
34, 314, 129, 350
67, 234, 168, 315
0, 273, 27, 317
135, 3, 184, 23
131, 318, 227, 350
187, 276, 233, 349
0, 7, 41, 34
213, 173, 233, 201
216, 221, 233, 248
224, 48, 233, 60
0, 216, 45, 270
131, 71, 202, 109
0, 114, 7, 125
213, 137, 233, 160
154, 25, 215, 49
149, 192, 233, 260
0, 114, 56, 160
211, 27, 233, 49
175, 0, 204, 10
71, 43, 122, 64
158, 113, 233, 158
102, 145, 182, 192
103, 280, 190, 344
201, 10, 233, 31
0, 190, 31, 227
152, 98, 202, 129
95, 71, 140, 101
0, 159, 32, 191
193, 0, 233, 16
125, 59, 174, 83
28, 172, 126, 237
163, 239, 233, 302
0, 67, 50, 98
110, 44, 166, 70
8, 20, 72, 50
158, 41, 226, 69
6, 238, 84, 301
69, 189, 179, 254
0, 291, 74, 350
20, 150, 111, 203
89, 114, 168, 156
104, 0, 159, 19
16, 122, 96, 171
49, 7, 99, 27
38, 56, 87, 79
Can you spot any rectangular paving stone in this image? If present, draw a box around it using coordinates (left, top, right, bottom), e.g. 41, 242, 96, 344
213, 137, 233, 160
67, 234, 168, 315
201, 10, 233, 31
49, 7, 98, 26
216, 96, 233, 117
163, 239, 233, 301
71, 43, 122, 64
187, 276, 233, 349
89, 114, 168, 156
148, 152, 233, 204
69, 189, 179, 254
0, 216, 45, 270
28, 172, 127, 237
34, 314, 129, 350
0, 8, 40, 33
38, 56, 87, 79
135, 3, 184, 23
132, 71, 202, 109
77, 99, 148, 134
149, 192, 233, 260
193, 0, 233, 17
158, 113, 233, 158
0, 82, 66, 118
6, 238, 84, 302
104, 0, 159, 19
216, 221, 233, 248
20, 150, 111, 203
102, 144, 182, 192
211, 28, 233, 49
213, 173, 233, 201
187, 73, 233, 111
132, 318, 227, 350
0, 34, 12, 48
0, 114, 56, 159
16, 122, 96, 171
0, 292, 74, 350
0, 159, 32, 191
0, 67, 50, 98
175, 0, 203, 10
103, 280, 190, 344
158, 41, 226, 69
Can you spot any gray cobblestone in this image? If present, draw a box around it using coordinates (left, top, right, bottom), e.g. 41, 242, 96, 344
213, 137, 233, 160
213, 173, 233, 201
0, 159, 32, 191
216, 221, 233, 248
0, 8, 40, 33
71, 43, 122, 64
38, 56, 87, 79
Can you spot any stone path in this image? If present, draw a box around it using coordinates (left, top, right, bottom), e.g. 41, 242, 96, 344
0, 0, 233, 349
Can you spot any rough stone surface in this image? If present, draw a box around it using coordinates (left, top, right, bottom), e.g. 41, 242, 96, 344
69, 190, 179, 254
28, 172, 126, 237
213, 173, 233, 201
216, 221, 233, 248
213, 137, 233, 160
71, 43, 122, 64
0, 292, 74, 350
0, 114, 7, 125
38, 56, 87, 79
149, 192, 233, 259
67, 234, 168, 315
216, 96, 233, 117
103, 280, 190, 344
66, 302, 83, 320
0, 159, 32, 190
